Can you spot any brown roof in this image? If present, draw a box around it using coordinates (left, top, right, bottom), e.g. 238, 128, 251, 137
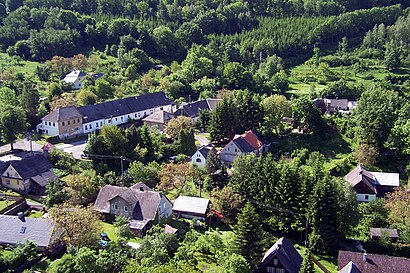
142, 110, 174, 124
42, 106, 82, 122
94, 183, 164, 221
338, 251, 410, 273
164, 224, 178, 234
344, 165, 377, 194
369, 228, 399, 238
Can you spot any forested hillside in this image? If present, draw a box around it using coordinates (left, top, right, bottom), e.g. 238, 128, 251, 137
0, 0, 409, 273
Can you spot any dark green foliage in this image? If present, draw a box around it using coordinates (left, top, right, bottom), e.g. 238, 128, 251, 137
0, 105, 27, 149
3, 240, 37, 271
308, 177, 343, 253
292, 96, 326, 135
177, 128, 196, 156
45, 179, 69, 208
234, 202, 265, 268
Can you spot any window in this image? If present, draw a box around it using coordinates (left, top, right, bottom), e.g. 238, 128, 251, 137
108, 120, 111, 123
235, 149, 238, 152
121, 116, 123, 120
90, 124, 92, 129
160, 107, 163, 110
46, 130, 48, 134
100, 122, 103, 126
53, 122, 55, 126
7, 172, 9, 177
124, 206, 128, 212
85, 125, 88, 130
266, 267, 275, 273
62, 122, 65, 126
77, 118, 80, 123
68, 120, 71, 125
227, 148, 230, 151
276, 269, 285, 273
114, 204, 118, 210
138, 113, 141, 118
196, 158, 202, 163
6, 179, 10, 185
96, 123, 99, 128
115, 118, 117, 121
135, 114, 137, 118
19, 227, 26, 234
273, 259, 278, 266
16, 181, 19, 185
45, 121, 48, 126
73, 119, 76, 124
365, 195, 369, 200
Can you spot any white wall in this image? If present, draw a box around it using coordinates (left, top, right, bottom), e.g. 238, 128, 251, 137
41, 121, 60, 137
357, 193, 376, 202
192, 152, 206, 167
158, 196, 173, 224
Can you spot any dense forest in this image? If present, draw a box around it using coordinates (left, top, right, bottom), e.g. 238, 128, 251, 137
0, 0, 409, 272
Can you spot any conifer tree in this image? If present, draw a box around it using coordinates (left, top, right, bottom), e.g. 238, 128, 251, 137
234, 202, 264, 268
308, 176, 342, 253
206, 150, 222, 174
178, 128, 196, 156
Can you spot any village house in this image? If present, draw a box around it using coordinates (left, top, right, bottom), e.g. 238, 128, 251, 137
172, 196, 210, 222
257, 237, 303, 273
37, 92, 174, 139
1, 154, 55, 195
219, 130, 269, 164
344, 165, 400, 202
94, 183, 173, 236
142, 110, 174, 131
191, 144, 217, 167
62, 69, 87, 89
338, 250, 410, 273
0, 214, 55, 251
174, 99, 222, 123
313, 98, 356, 114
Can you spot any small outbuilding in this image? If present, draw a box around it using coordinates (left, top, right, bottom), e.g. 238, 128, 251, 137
369, 228, 399, 242
172, 196, 210, 222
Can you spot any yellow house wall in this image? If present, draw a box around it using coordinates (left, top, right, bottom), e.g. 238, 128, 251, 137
1, 177, 24, 191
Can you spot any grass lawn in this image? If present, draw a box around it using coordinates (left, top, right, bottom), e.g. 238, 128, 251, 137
0, 52, 40, 75
99, 221, 142, 243
0, 200, 12, 211
28, 210, 44, 218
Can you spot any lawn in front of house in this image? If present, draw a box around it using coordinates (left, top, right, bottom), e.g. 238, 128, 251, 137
99, 221, 142, 244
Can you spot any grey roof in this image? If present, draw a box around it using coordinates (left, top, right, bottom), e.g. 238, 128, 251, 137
259, 237, 302, 273
31, 170, 56, 187
79, 92, 173, 123
172, 196, 210, 215
164, 224, 178, 234
0, 161, 6, 174
175, 99, 222, 118
0, 215, 54, 248
10, 155, 53, 181
338, 251, 410, 273
233, 137, 255, 153
129, 219, 150, 230
42, 106, 82, 122
370, 228, 399, 238
344, 165, 377, 194
339, 261, 362, 273
142, 110, 174, 124
94, 183, 164, 221
370, 172, 400, 187
197, 145, 216, 159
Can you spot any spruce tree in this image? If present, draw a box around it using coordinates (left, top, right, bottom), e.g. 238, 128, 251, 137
308, 176, 342, 253
178, 128, 196, 155
234, 202, 264, 268
206, 150, 222, 174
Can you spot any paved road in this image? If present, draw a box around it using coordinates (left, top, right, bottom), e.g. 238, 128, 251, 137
195, 133, 211, 147
55, 140, 87, 159
0, 139, 43, 154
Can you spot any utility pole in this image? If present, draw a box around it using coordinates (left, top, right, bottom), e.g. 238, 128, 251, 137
81, 153, 131, 185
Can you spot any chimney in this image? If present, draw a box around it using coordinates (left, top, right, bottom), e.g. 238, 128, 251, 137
17, 212, 25, 222
363, 252, 367, 262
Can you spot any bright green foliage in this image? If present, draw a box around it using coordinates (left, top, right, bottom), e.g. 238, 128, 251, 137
113, 216, 133, 240
355, 198, 389, 239
0, 105, 27, 150
234, 202, 264, 267
354, 86, 400, 149
261, 94, 291, 135
384, 42, 400, 70
292, 96, 325, 135
300, 249, 315, 273
3, 241, 37, 271
128, 161, 161, 188
224, 253, 251, 273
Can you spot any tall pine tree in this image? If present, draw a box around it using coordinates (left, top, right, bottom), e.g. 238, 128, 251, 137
234, 202, 264, 268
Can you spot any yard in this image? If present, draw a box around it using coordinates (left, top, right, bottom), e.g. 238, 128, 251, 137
99, 221, 141, 243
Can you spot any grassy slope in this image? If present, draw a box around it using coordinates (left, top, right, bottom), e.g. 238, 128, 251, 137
0, 52, 39, 75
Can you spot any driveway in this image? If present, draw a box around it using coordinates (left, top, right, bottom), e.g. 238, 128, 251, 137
55, 140, 87, 159
195, 133, 211, 146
